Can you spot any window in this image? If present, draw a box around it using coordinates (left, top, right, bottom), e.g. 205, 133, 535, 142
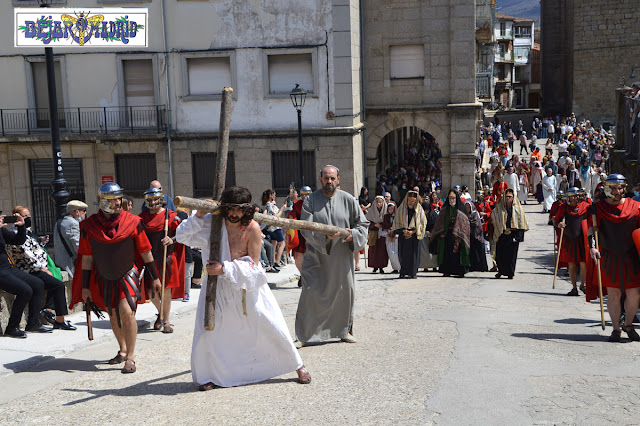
123, 59, 155, 106
514, 47, 530, 62
479, 50, 491, 73
115, 154, 157, 195
271, 151, 316, 197
390, 45, 424, 79
514, 26, 531, 38
182, 54, 235, 100
514, 88, 523, 107
191, 152, 236, 197
29, 158, 84, 236
499, 22, 506, 36
31, 60, 65, 128
267, 53, 313, 95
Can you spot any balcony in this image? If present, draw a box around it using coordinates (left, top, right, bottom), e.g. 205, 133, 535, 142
496, 30, 513, 40
0, 106, 168, 137
494, 53, 514, 63
476, 73, 492, 99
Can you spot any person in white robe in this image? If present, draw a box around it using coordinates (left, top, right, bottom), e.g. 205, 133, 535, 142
295, 166, 369, 346
176, 186, 310, 390
380, 202, 401, 272
504, 165, 520, 196
541, 167, 557, 213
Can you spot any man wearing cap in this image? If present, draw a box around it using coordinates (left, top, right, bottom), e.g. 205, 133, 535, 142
53, 200, 87, 279
587, 174, 640, 342
554, 188, 589, 296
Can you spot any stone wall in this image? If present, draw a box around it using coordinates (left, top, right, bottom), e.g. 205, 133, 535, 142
571, 0, 640, 124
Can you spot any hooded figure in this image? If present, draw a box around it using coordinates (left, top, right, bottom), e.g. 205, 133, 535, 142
491, 188, 529, 279
365, 195, 389, 273
464, 199, 488, 272
430, 190, 471, 277
392, 190, 427, 278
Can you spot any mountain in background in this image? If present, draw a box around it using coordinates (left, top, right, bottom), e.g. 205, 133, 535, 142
496, 0, 541, 23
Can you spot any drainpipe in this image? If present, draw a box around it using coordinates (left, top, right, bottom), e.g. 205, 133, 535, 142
161, 0, 175, 197
359, 0, 367, 188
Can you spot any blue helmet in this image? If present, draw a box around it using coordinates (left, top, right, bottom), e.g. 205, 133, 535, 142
97, 182, 124, 214
567, 187, 580, 196
605, 174, 626, 186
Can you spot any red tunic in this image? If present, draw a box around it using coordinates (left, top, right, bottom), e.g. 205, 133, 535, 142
554, 201, 589, 264
69, 211, 152, 311
475, 201, 492, 233
139, 209, 185, 300
286, 200, 307, 254
586, 198, 640, 301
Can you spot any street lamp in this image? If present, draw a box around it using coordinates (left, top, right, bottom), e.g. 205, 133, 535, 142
290, 83, 307, 187
39, 0, 69, 221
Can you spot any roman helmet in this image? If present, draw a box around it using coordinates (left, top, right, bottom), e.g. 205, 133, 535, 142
97, 182, 124, 214
300, 186, 312, 195
604, 174, 626, 198
453, 185, 461, 193
556, 190, 565, 201
143, 187, 164, 209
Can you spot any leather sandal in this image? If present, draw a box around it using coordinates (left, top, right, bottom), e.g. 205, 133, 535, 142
108, 352, 126, 364
623, 325, 640, 341
162, 322, 174, 334
121, 358, 136, 374
608, 329, 621, 342
297, 367, 311, 384
153, 314, 162, 331
198, 382, 215, 391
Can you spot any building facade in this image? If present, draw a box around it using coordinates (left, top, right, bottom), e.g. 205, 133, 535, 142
541, 0, 640, 124
2, 0, 478, 236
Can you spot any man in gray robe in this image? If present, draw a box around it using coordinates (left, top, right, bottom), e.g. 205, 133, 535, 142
295, 165, 369, 346
53, 200, 87, 278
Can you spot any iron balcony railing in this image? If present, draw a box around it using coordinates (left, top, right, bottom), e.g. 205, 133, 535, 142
0, 105, 168, 137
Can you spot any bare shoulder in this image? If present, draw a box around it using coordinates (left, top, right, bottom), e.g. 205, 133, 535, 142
248, 220, 262, 237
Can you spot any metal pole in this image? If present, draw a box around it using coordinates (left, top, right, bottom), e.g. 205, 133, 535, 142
297, 108, 304, 186
45, 46, 69, 220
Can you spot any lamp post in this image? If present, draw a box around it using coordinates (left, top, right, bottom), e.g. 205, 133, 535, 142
290, 83, 307, 187
39, 0, 68, 221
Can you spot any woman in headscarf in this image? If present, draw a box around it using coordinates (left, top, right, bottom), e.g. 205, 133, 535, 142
419, 197, 439, 272
516, 160, 530, 204
392, 190, 427, 279
365, 195, 389, 273
491, 188, 529, 279
429, 190, 471, 278
464, 199, 488, 272
380, 202, 400, 273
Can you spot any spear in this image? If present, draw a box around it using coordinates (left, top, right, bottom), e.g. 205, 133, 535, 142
592, 213, 606, 331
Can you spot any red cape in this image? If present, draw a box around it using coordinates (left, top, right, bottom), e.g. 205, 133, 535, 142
585, 198, 640, 302
554, 201, 589, 266
69, 211, 149, 311
139, 209, 185, 300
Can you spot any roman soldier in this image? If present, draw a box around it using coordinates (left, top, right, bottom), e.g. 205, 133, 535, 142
70, 182, 161, 373
286, 185, 312, 287
554, 188, 588, 296
139, 187, 185, 333
587, 174, 640, 342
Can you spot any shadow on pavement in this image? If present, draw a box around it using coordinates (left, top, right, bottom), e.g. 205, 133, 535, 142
511, 333, 609, 342
63, 370, 193, 405
554, 318, 603, 325
4, 356, 107, 374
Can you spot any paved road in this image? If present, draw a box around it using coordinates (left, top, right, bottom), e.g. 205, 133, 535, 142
1, 199, 640, 424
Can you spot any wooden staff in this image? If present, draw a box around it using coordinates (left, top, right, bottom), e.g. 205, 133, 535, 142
159, 206, 170, 324
553, 219, 564, 289
174, 196, 351, 239
204, 87, 233, 331
86, 299, 94, 341
592, 213, 606, 330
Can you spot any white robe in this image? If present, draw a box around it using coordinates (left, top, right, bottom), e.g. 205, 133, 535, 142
542, 175, 557, 211
380, 229, 401, 271
176, 214, 302, 387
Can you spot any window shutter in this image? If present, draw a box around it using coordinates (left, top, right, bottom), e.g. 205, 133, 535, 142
268, 54, 313, 94
187, 57, 231, 96
390, 45, 424, 79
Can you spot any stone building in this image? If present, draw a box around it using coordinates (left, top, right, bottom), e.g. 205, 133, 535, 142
541, 0, 640, 124
1, 0, 478, 237
363, 0, 480, 193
